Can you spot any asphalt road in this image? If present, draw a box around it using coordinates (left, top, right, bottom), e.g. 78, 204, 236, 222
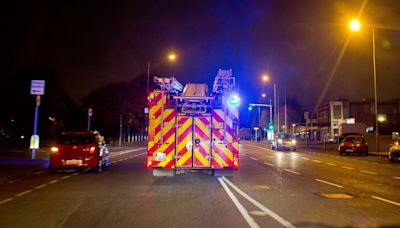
0, 141, 399, 228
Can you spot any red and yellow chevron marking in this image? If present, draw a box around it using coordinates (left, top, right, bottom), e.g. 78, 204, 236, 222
151, 109, 176, 168
212, 109, 234, 168
193, 117, 211, 167
176, 116, 193, 167
148, 92, 166, 142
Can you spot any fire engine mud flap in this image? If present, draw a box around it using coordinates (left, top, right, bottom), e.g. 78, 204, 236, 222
212, 168, 233, 177
153, 169, 175, 177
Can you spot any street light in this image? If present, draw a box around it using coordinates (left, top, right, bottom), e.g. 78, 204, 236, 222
146, 53, 177, 95
262, 74, 269, 82
261, 93, 266, 98
349, 19, 379, 152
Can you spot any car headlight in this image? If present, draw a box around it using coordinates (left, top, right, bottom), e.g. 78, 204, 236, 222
292, 139, 296, 144
278, 139, 283, 144
395, 142, 399, 146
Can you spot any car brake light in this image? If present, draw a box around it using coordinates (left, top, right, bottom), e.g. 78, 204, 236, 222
355, 143, 361, 147
89, 147, 96, 153
233, 156, 239, 169
51, 147, 60, 155
147, 156, 153, 168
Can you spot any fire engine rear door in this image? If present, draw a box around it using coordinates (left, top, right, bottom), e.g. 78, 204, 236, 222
176, 116, 193, 167
193, 116, 211, 167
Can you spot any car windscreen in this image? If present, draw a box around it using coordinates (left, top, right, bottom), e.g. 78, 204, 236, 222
57, 134, 95, 145
343, 136, 361, 143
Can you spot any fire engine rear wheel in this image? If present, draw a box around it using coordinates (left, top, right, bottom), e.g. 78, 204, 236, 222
212, 168, 233, 177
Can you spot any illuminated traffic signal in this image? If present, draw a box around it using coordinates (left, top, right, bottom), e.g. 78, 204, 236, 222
228, 94, 240, 107
268, 124, 274, 131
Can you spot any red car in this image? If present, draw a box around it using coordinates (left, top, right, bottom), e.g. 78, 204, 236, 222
49, 131, 109, 173
339, 134, 368, 156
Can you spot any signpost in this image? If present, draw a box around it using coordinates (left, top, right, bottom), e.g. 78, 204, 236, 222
30, 80, 45, 160
87, 108, 93, 131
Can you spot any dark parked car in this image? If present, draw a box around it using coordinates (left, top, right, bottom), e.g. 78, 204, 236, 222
339, 134, 368, 156
49, 130, 109, 173
389, 139, 400, 162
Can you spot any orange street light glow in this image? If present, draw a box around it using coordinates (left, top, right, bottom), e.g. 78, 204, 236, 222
262, 74, 269, 82
349, 19, 361, 32
168, 54, 176, 61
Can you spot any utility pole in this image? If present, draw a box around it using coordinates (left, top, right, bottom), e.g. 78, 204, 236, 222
274, 83, 277, 133
284, 87, 287, 133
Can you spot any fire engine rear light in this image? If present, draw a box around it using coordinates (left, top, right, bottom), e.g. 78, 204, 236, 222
51, 147, 60, 155
233, 156, 239, 168
147, 156, 153, 168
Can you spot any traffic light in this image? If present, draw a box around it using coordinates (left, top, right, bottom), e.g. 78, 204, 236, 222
227, 94, 240, 107
268, 123, 274, 131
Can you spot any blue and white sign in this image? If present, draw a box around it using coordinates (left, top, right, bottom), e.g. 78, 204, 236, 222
30, 80, 45, 95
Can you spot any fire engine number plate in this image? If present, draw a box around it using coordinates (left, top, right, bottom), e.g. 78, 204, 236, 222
155, 152, 166, 161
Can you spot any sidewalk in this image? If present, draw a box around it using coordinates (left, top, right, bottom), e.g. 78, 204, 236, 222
0, 142, 146, 184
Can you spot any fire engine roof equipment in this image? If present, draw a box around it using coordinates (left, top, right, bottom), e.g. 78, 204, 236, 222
153, 76, 183, 93
213, 69, 235, 94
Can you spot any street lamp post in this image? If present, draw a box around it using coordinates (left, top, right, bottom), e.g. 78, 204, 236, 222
349, 19, 379, 152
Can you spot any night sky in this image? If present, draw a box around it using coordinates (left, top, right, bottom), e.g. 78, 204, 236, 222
2, 0, 400, 112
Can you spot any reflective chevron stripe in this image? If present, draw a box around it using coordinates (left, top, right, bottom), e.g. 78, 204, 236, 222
176, 116, 193, 167
194, 117, 211, 167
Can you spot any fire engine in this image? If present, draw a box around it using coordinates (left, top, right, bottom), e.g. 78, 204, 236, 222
146, 69, 240, 176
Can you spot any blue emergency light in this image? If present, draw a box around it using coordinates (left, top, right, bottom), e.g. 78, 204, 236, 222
228, 94, 240, 107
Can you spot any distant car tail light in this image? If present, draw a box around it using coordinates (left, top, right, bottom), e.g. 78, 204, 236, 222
233, 156, 239, 169
355, 143, 361, 147
89, 147, 96, 153
147, 156, 153, 168
339, 143, 344, 147
50, 147, 60, 155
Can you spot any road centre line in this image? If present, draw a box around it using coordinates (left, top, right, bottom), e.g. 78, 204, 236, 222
61, 175, 71, 180
251, 157, 258, 161
300, 157, 309, 160
49, 180, 59, 184
393, 176, 400, 180
16, 190, 32, 197
72, 172, 79, 176
264, 162, 275, 167
0, 198, 13, 205
218, 178, 260, 228
361, 170, 377, 175
242, 144, 268, 151
221, 176, 295, 228
312, 160, 322, 163
283, 169, 300, 175
372, 196, 400, 207
341, 166, 354, 170
326, 163, 337, 166
35, 184, 47, 189
315, 179, 344, 188
33, 171, 45, 175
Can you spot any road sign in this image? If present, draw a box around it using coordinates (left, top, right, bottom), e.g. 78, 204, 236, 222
30, 135, 40, 149
88, 108, 93, 117
30, 80, 45, 95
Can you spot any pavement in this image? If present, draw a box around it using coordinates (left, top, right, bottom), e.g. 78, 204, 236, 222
1, 141, 400, 227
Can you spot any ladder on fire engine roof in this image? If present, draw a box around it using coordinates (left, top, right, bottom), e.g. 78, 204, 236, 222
212, 69, 235, 94
153, 76, 183, 93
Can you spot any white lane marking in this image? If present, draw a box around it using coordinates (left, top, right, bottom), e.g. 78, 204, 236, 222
393, 176, 400, 180
312, 160, 322, 163
341, 166, 355, 170
72, 172, 79, 176
372, 196, 400, 207
300, 157, 309, 160
35, 184, 47, 189
218, 178, 260, 228
243, 144, 268, 151
0, 198, 13, 205
284, 169, 300, 175
109, 147, 147, 157
251, 157, 258, 161
361, 170, 377, 175
128, 156, 133, 159
34, 171, 45, 175
326, 163, 337, 166
222, 176, 295, 228
16, 190, 33, 197
264, 162, 275, 167
315, 179, 343, 188
61, 175, 71, 180
49, 180, 59, 184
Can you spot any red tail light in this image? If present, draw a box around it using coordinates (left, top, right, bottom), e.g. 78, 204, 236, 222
89, 147, 96, 153
51, 147, 60, 156
233, 156, 239, 169
147, 156, 153, 168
